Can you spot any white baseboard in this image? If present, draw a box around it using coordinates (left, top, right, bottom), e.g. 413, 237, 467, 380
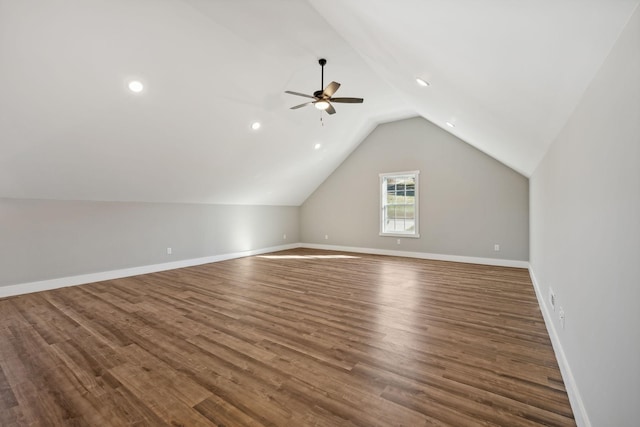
0, 243, 300, 298
528, 266, 590, 427
300, 243, 529, 268
0, 242, 528, 299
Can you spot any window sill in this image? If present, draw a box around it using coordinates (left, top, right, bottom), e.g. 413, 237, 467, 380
379, 233, 420, 238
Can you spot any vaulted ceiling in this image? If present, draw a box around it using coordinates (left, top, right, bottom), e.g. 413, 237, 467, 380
1, 0, 637, 205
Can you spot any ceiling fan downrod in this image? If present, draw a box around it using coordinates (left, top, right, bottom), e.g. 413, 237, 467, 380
316, 58, 327, 98
319, 58, 326, 89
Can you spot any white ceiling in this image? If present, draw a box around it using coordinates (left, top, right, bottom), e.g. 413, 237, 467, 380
1, 0, 637, 205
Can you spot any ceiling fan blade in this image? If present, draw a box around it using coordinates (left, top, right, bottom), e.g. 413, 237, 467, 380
290, 102, 312, 110
325, 103, 336, 115
330, 97, 364, 103
285, 91, 316, 100
323, 81, 341, 98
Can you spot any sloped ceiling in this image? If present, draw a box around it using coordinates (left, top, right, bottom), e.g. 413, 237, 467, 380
1, 0, 637, 205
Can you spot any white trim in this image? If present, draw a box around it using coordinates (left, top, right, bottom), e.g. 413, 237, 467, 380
0, 243, 530, 298
300, 243, 529, 268
378, 233, 421, 238
378, 170, 421, 178
0, 243, 300, 298
380, 170, 420, 238
528, 266, 590, 427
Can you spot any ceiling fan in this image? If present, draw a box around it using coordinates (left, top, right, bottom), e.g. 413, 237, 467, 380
285, 58, 364, 115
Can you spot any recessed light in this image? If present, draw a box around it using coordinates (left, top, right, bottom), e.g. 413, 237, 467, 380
314, 143, 322, 150
251, 122, 261, 130
415, 78, 430, 87
128, 80, 144, 93
446, 121, 455, 128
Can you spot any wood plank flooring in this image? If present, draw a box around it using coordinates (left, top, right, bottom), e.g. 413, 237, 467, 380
0, 249, 575, 426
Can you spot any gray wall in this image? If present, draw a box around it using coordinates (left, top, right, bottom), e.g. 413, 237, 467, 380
301, 117, 529, 261
530, 5, 640, 426
0, 198, 299, 287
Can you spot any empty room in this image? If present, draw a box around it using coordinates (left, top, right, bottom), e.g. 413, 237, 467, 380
1, 1, 638, 426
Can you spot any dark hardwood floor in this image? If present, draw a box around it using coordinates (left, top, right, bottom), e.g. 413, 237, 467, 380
0, 249, 575, 426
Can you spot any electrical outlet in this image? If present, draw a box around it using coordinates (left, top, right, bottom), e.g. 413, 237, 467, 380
283, 233, 287, 240
397, 239, 401, 245
494, 244, 500, 252
549, 288, 556, 311
559, 307, 565, 329
167, 247, 172, 255
324, 234, 329, 240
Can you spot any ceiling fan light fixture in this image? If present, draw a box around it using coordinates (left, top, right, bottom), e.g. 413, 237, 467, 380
315, 100, 330, 110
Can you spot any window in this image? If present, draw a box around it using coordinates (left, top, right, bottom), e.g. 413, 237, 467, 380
380, 171, 419, 237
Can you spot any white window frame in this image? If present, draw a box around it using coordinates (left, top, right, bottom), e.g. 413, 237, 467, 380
379, 170, 420, 238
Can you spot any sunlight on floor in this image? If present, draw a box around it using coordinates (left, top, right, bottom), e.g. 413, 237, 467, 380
257, 254, 360, 260
376, 262, 420, 336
